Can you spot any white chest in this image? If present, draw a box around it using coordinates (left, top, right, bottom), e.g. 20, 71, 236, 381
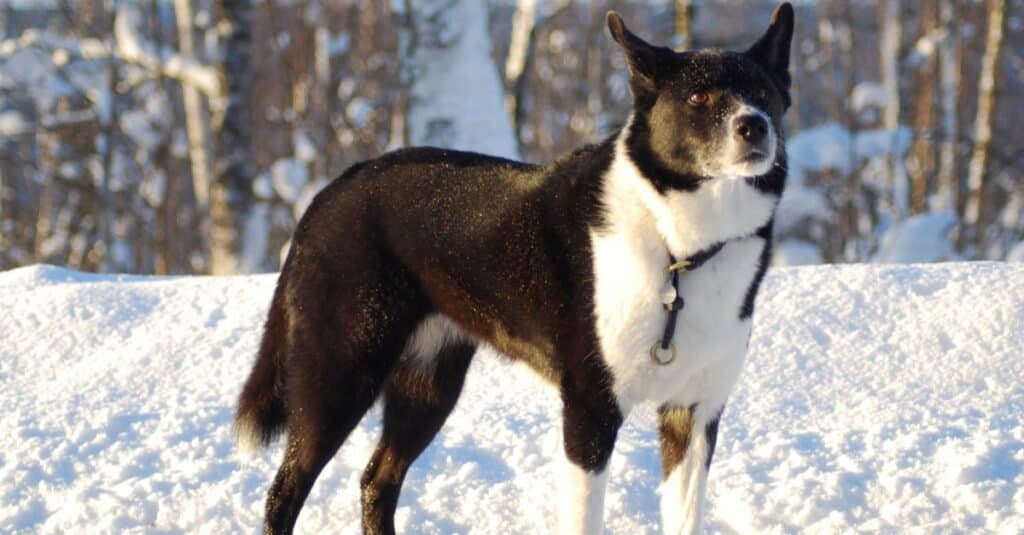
591, 231, 765, 408
589, 127, 778, 410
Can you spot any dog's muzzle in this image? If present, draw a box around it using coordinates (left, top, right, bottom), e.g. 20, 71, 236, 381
720, 107, 776, 176
733, 113, 770, 148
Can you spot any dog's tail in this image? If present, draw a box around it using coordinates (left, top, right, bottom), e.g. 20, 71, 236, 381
235, 281, 289, 455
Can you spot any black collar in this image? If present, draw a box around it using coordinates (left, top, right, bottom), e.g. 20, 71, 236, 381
650, 242, 726, 365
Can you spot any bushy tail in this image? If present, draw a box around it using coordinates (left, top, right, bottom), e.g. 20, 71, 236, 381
235, 283, 288, 454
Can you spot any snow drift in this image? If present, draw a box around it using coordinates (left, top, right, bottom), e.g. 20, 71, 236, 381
1, 262, 1021, 533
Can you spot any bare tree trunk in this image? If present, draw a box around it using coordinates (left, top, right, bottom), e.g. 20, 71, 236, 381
311, 10, 330, 181
96, 0, 120, 271
401, 0, 518, 160
504, 0, 538, 153
174, 0, 211, 212
880, 0, 907, 219
964, 0, 1007, 254
829, 1, 861, 262
210, 0, 255, 274
909, 1, 937, 215
935, 0, 959, 213
390, 0, 418, 151
673, 0, 693, 50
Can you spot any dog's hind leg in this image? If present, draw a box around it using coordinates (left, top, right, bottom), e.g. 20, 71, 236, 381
263, 334, 399, 535
657, 404, 723, 535
262, 265, 426, 535
360, 339, 475, 535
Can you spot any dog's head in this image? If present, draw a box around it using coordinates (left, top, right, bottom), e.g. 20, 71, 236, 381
608, 3, 794, 192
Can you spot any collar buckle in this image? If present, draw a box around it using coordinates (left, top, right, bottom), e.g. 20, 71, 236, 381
654, 242, 726, 366
667, 259, 692, 273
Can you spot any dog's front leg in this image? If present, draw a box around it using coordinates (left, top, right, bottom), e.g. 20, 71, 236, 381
557, 390, 623, 534
657, 404, 723, 535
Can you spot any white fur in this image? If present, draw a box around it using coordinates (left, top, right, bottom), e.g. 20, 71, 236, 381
589, 117, 778, 532
234, 418, 264, 458
558, 458, 609, 535
399, 313, 467, 369
591, 117, 776, 407
658, 403, 724, 535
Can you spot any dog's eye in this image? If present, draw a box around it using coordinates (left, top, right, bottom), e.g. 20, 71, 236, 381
755, 88, 768, 100
687, 92, 709, 106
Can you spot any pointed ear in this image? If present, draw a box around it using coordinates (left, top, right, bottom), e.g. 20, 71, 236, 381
746, 3, 795, 88
607, 11, 662, 91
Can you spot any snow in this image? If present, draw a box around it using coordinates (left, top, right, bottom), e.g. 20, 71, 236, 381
119, 87, 172, 152
850, 81, 889, 113
1, 262, 1022, 533
4, 0, 59, 9
0, 45, 72, 110
1008, 242, 1024, 263
2, 46, 53, 88
0, 110, 28, 136
774, 186, 831, 236
268, 158, 309, 204
114, 4, 221, 98
240, 205, 270, 274
785, 122, 913, 184
405, 1, 520, 160
293, 131, 318, 164
873, 211, 958, 264
773, 239, 823, 266
776, 122, 921, 265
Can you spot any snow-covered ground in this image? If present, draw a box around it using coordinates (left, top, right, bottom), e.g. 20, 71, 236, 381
1, 262, 1021, 534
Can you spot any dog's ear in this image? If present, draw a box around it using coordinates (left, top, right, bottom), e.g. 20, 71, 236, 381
607, 11, 662, 91
746, 3, 794, 89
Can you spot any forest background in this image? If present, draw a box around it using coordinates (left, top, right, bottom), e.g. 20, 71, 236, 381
1, 0, 1021, 275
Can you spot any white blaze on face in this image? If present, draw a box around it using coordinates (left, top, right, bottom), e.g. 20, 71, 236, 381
716, 103, 777, 178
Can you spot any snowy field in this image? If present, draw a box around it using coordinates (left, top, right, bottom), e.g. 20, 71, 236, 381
1, 262, 1022, 534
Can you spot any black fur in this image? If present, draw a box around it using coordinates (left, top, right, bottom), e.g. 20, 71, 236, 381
360, 340, 475, 535
704, 409, 723, 470
235, 4, 794, 533
240, 142, 619, 534
740, 222, 776, 319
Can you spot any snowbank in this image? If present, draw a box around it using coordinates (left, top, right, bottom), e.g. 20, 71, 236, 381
1, 263, 1021, 533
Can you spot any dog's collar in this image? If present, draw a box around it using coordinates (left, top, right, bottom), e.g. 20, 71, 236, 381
650, 242, 726, 365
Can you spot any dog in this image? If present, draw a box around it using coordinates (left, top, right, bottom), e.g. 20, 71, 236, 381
236, 4, 793, 534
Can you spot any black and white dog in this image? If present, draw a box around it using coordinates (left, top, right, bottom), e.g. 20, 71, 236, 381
237, 4, 793, 534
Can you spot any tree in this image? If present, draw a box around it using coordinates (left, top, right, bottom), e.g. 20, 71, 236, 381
398, 0, 518, 160
173, 0, 211, 234
505, 0, 539, 154
674, 0, 693, 50
908, 1, 937, 214
963, 0, 1008, 252
935, 0, 959, 213
880, 0, 908, 219
210, 0, 256, 274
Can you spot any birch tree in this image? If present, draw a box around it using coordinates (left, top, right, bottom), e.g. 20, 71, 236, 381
909, 2, 937, 214
505, 0, 538, 153
399, 0, 518, 160
964, 0, 1008, 251
674, 0, 693, 50
880, 0, 907, 219
935, 0, 958, 213
210, 0, 256, 274
174, 0, 211, 215
97, 0, 119, 271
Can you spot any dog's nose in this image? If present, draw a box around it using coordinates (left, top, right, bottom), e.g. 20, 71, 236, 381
734, 114, 769, 145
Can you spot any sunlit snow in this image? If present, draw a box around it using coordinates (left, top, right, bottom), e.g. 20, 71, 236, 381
1, 262, 1021, 533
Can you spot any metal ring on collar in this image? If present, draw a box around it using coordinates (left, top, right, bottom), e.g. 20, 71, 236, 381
650, 342, 676, 365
